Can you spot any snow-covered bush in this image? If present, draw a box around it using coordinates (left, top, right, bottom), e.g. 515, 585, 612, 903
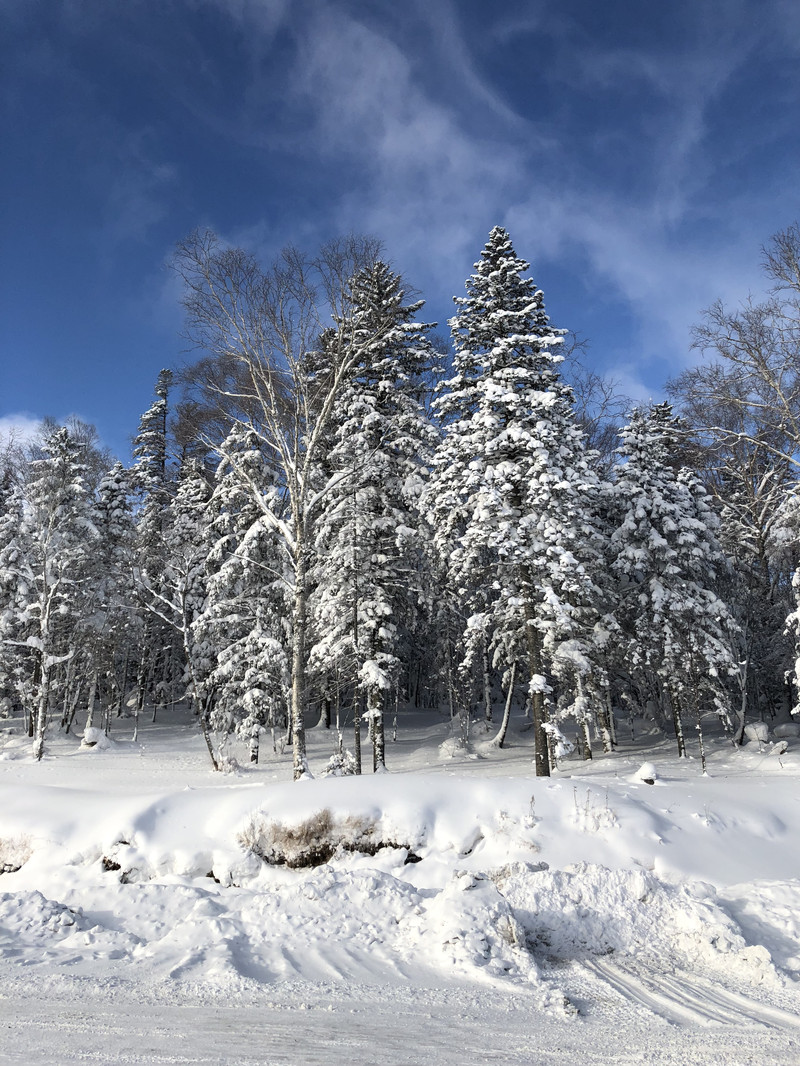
321, 750, 358, 777
80, 727, 114, 751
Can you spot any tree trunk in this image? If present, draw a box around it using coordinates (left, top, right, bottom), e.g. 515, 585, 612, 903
670, 690, 687, 758
60, 653, 78, 730
33, 657, 51, 762
491, 662, 516, 749
371, 687, 385, 772
597, 687, 614, 753
84, 668, 99, 733
290, 550, 310, 780
318, 686, 332, 729
733, 650, 750, 746
524, 605, 550, 777
582, 716, 593, 760
133, 641, 149, 744
63, 674, 82, 735
696, 719, 707, 773
482, 638, 493, 723
335, 679, 343, 754
353, 693, 362, 775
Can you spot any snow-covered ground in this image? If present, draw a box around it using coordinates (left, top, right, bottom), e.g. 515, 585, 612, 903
2, 709, 800, 1064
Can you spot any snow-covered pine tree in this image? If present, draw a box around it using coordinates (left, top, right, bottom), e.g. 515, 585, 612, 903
0, 486, 29, 725
130, 370, 177, 738
1, 427, 98, 759
309, 261, 438, 772
610, 403, 737, 758
91, 462, 137, 733
144, 458, 214, 724
426, 226, 604, 775
194, 428, 291, 767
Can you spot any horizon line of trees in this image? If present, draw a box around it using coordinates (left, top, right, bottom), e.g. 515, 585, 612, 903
2, 222, 800, 777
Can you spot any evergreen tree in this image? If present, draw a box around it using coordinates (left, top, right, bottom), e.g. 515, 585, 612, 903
0, 486, 29, 723
610, 403, 737, 758
90, 462, 137, 733
309, 261, 438, 772
194, 429, 290, 767
426, 226, 604, 775
130, 370, 177, 739
0, 427, 98, 758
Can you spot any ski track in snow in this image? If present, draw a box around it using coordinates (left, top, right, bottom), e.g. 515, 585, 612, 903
580, 957, 800, 1029
2, 711, 800, 1063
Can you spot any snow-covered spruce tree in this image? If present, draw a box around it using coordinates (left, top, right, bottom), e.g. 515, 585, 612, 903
174, 231, 400, 779
62, 461, 132, 738
130, 370, 178, 739
610, 403, 737, 757
0, 427, 98, 759
0, 486, 30, 724
89, 462, 137, 734
426, 227, 605, 776
135, 458, 218, 755
770, 487, 800, 722
193, 428, 291, 767
309, 261, 438, 772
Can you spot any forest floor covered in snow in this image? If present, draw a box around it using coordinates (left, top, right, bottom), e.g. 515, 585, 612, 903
1, 707, 800, 1064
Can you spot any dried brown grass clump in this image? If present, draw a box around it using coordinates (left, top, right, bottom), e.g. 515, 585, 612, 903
238, 809, 419, 869
0, 835, 32, 874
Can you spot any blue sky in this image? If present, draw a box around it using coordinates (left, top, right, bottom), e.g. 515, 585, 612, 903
2, 0, 799, 460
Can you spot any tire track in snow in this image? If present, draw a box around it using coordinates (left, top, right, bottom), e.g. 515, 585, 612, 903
582, 957, 800, 1029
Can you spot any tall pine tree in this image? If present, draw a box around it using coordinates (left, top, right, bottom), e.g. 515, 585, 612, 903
426, 227, 604, 775
610, 403, 736, 758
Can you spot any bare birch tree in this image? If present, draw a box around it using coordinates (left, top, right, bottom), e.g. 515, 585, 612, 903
173, 230, 390, 779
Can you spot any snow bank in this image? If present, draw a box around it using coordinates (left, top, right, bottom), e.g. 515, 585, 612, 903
2, 768, 800, 1008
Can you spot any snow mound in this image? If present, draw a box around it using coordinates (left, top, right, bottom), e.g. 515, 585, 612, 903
633, 761, 658, 784
744, 722, 769, 743
80, 727, 114, 751
0, 891, 86, 956
492, 862, 779, 988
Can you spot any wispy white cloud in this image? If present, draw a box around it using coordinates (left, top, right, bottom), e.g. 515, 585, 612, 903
102, 133, 177, 244
280, 7, 530, 305
0, 413, 42, 446
154, 1, 798, 402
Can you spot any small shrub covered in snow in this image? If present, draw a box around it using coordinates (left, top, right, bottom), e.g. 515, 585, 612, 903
80, 727, 114, 751
321, 750, 358, 777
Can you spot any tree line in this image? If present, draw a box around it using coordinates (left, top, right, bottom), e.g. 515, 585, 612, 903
2, 223, 799, 777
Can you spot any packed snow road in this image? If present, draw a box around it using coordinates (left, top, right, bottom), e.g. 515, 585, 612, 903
2, 974, 800, 1066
